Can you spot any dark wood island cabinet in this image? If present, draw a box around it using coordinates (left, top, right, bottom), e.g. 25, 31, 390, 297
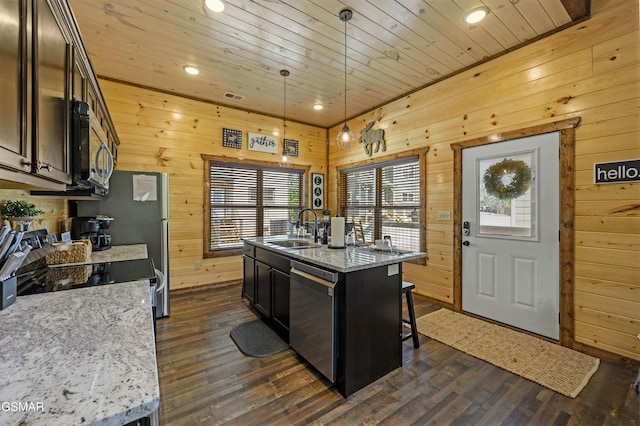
242, 237, 426, 398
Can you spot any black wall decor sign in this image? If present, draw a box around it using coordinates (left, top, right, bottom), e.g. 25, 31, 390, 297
284, 139, 298, 157
311, 173, 324, 209
222, 128, 242, 149
594, 159, 640, 184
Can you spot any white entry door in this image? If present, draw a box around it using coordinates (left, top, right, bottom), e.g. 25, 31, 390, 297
461, 133, 560, 339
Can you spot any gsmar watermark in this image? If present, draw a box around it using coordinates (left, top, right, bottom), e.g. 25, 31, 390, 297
1, 401, 45, 412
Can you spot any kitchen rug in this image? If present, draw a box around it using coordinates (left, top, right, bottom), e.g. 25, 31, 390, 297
415, 308, 600, 398
230, 319, 289, 358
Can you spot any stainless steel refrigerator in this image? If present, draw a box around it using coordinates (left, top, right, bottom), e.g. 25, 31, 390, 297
76, 170, 170, 318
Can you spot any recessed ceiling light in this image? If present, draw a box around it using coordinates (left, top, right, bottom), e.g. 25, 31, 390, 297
313, 103, 324, 111
205, 0, 224, 13
464, 7, 489, 24
183, 65, 200, 75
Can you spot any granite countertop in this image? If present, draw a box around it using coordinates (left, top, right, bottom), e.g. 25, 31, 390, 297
52, 244, 148, 267
0, 281, 159, 426
244, 237, 426, 273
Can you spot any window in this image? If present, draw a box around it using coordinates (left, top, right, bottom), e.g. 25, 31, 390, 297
339, 154, 425, 262
204, 156, 305, 257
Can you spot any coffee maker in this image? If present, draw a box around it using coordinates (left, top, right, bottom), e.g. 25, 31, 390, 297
71, 216, 113, 251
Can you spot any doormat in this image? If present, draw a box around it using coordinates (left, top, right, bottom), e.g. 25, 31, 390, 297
229, 320, 289, 358
416, 309, 600, 398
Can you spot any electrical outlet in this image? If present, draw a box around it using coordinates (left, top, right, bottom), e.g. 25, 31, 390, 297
437, 211, 451, 221
195, 261, 201, 271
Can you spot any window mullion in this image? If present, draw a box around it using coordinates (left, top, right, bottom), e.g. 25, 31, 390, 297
257, 171, 264, 235
374, 168, 382, 239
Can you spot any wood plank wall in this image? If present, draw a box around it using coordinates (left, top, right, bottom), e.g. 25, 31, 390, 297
99, 81, 327, 289
327, 0, 639, 361
0, 190, 67, 235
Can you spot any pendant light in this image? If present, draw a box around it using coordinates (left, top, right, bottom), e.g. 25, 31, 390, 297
336, 9, 355, 149
279, 69, 290, 167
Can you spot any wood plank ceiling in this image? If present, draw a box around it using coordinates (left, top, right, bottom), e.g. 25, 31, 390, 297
68, 0, 590, 128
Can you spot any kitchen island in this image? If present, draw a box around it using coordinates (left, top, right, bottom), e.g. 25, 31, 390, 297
243, 236, 426, 397
0, 280, 159, 425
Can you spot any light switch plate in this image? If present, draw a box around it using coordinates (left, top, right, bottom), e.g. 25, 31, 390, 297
437, 211, 451, 221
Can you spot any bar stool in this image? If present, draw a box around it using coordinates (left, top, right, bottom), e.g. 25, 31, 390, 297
401, 281, 420, 348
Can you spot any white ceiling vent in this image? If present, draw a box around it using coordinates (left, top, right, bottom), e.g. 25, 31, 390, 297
223, 91, 245, 101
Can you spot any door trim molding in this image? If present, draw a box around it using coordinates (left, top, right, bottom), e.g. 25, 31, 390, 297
450, 117, 580, 347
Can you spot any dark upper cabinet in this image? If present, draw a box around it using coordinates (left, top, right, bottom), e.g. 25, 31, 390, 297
87, 82, 98, 116
0, 0, 119, 190
33, 0, 71, 184
0, 0, 31, 174
72, 46, 87, 102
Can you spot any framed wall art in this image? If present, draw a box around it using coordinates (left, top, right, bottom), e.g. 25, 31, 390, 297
283, 139, 299, 157
222, 128, 242, 149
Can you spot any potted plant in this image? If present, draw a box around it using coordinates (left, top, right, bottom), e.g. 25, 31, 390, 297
1, 200, 45, 231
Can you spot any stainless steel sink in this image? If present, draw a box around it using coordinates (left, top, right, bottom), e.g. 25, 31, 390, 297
268, 239, 322, 249
355, 246, 413, 255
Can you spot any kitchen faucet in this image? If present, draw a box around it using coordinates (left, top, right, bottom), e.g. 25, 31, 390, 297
297, 208, 319, 243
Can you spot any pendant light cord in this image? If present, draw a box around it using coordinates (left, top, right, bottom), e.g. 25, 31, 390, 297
280, 69, 289, 153
283, 72, 287, 141
337, 9, 353, 148
343, 16, 347, 126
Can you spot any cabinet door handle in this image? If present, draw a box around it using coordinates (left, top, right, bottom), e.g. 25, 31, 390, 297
38, 162, 52, 172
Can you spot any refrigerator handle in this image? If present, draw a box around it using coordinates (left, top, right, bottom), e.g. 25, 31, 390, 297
161, 219, 169, 273
161, 173, 169, 219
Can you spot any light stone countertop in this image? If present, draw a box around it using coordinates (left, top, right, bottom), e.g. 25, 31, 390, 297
51, 244, 148, 267
0, 281, 159, 426
244, 237, 426, 273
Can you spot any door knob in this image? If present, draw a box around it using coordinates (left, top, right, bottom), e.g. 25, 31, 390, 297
462, 241, 470, 246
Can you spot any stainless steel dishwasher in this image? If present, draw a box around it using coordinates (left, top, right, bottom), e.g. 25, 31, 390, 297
289, 260, 339, 383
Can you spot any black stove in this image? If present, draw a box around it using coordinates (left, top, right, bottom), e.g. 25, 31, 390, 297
16, 258, 156, 297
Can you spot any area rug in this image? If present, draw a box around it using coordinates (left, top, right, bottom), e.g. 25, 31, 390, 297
230, 320, 289, 357
415, 308, 600, 398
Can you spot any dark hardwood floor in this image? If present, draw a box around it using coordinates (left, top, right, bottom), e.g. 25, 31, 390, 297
155, 282, 639, 425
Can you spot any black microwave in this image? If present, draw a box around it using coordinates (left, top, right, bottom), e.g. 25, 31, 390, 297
70, 100, 114, 192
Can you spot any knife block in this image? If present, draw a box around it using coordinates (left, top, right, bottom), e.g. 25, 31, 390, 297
0, 275, 17, 310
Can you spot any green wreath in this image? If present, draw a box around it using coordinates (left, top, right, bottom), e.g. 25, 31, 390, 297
483, 159, 532, 200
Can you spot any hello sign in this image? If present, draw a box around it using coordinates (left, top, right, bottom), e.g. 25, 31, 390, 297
594, 159, 640, 184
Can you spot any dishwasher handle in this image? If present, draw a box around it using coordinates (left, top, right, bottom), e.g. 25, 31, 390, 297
290, 260, 338, 283
291, 267, 337, 289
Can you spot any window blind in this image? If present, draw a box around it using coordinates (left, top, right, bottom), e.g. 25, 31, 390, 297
340, 156, 423, 254
207, 161, 303, 255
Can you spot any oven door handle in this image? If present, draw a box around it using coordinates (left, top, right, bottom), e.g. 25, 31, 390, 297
154, 268, 166, 294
